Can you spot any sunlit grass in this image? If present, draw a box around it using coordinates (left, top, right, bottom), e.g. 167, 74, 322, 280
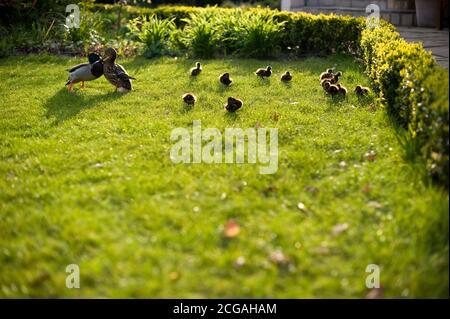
0, 54, 447, 298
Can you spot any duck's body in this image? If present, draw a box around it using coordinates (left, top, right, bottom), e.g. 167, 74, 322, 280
219, 72, 233, 86
319, 69, 333, 81
281, 71, 292, 82
224, 97, 243, 112
66, 53, 103, 91
330, 71, 342, 84
191, 62, 202, 76
255, 66, 272, 78
355, 85, 370, 95
337, 84, 347, 96
323, 81, 339, 96
102, 48, 135, 92
183, 93, 197, 105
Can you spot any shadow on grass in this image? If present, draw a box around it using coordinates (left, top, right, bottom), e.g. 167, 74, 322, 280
44, 88, 125, 124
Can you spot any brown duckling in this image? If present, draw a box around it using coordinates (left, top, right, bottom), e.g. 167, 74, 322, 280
224, 97, 243, 112
330, 71, 342, 84
323, 81, 340, 96
321, 78, 332, 90
355, 85, 370, 96
337, 84, 347, 96
320, 68, 333, 81
281, 71, 292, 82
219, 72, 233, 86
255, 66, 272, 78
182, 93, 197, 105
190, 62, 202, 76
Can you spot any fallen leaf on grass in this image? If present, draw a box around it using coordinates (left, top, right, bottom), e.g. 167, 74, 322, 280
224, 220, 240, 238
364, 150, 377, 162
234, 256, 245, 268
366, 287, 384, 299
332, 223, 349, 235
367, 201, 383, 209
269, 250, 290, 266
362, 183, 372, 194
339, 161, 347, 169
297, 202, 307, 212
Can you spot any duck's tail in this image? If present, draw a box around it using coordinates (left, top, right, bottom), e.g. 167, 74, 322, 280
65, 80, 71, 86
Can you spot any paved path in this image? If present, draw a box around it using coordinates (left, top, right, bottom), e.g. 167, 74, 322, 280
397, 27, 449, 68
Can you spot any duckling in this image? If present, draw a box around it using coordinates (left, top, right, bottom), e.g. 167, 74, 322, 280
323, 81, 340, 96
190, 62, 202, 76
219, 72, 233, 86
355, 85, 370, 96
336, 84, 347, 96
319, 68, 333, 81
182, 93, 197, 105
255, 66, 272, 78
321, 78, 332, 90
224, 97, 243, 112
281, 71, 292, 82
65, 53, 103, 92
330, 71, 342, 84
102, 48, 136, 92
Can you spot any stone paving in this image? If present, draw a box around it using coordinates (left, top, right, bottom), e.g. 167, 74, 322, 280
397, 27, 449, 68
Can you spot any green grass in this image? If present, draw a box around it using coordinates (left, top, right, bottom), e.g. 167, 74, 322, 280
0, 54, 448, 298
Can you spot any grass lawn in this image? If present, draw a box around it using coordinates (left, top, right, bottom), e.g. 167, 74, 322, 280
0, 54, 448, 298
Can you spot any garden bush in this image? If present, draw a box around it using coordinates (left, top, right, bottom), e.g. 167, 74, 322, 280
361, 23, 449, 187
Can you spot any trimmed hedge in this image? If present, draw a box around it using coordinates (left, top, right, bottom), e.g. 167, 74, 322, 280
361, 23, 449, 186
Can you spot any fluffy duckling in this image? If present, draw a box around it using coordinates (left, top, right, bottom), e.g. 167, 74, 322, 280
102, 48, 136, 92
255, 66, 272, 78
65, 53, 103, 92
224, 97, 243, 112
321, 78, 331, 90
355, 85, 370, 96
323, 81, 340, 96
182, 93, 197, 105
281, 71, 292, 82
219, 72, 233, 86
319, 68, 333, 81
190, 62, 202, 76
330, 71, 342, 84
337, 84, 347, 96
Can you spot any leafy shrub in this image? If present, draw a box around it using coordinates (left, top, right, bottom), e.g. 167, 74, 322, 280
128, 15, 176, 57
361, 24, 449, 186
182, 12, 219, 58
234, 12, 285, 58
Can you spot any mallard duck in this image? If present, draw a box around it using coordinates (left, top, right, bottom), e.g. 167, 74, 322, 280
224, 97, 243, 112
255, 66, 272, 78
330, 71, 342, 84
355, 85, 370, 96
219, 72, 233, 86
281, 71, 292, 82
102, 48, 136, 92
337, 84, 347, 96
319, 69, 333, 81
65, 53, 103, 92
190, 62, 202, 76
182, 93, 197, 105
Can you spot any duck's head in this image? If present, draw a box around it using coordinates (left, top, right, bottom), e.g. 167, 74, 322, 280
285, 71, 290, 75
103, 48, 117, 63
267, 66, 272, 71
227, 97, 236, 103
335, 71, 342, 76
323, 81, 331, 90
196, 62, 201, 68
88, 53, 102, 64
327, 68, 333, 73
222, 72, 230, 78
355, 85, 362, 92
